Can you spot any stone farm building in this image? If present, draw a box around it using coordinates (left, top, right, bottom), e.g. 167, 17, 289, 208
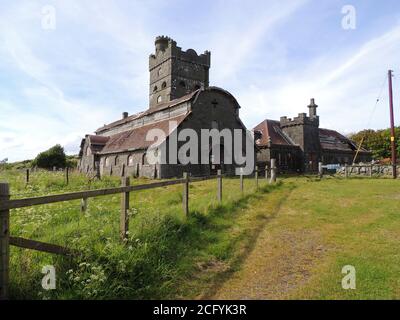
78, 36, 251, 178
253, 99, 372, 172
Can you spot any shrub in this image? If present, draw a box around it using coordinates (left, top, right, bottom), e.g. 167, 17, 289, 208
32, 144, 67, 169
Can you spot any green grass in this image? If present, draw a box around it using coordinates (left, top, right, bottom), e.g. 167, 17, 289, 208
1, 169, 284, 299
1, 170, 399, 300
262, 177, 400, 300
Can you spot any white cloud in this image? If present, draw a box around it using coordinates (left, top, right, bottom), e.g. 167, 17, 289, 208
236, 23, 400, 134
1, 0, 399, 162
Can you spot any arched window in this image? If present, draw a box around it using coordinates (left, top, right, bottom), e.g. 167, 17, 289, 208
157, 95, 162, 103
153, 86, 158, 92
162, 81, 167, 89
128, 155, 134, 166
115, 156, 119, 166
142, 153, 149, 165
105, 157, 110, 167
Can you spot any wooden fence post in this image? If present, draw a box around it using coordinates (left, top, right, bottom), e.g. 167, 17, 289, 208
65, 167, 69, 185
183, 172, 189, 216
26, 169, 29, 185
80, 198, 88, 213
0, 183, 10, 300
265, 165, 268, 180
240, 171, 244, 195
217, 169, 222, 203
255, 166, 259, 190
120, 177, 130, 242
269, 159, 277, 184
318, 162, 323, 178
369, 165, 373, 177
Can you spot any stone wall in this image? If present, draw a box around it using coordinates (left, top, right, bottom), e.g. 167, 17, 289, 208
336, 164, 400, 178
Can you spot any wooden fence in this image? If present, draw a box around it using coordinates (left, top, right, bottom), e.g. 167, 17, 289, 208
21, 167, 76, 185
0, 162, 278, 299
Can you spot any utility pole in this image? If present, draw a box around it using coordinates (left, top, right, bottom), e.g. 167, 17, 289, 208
388, 70, 397, 179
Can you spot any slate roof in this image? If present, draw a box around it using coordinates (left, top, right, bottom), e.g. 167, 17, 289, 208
95, 90, 200, 134
98, 112, 190, 154
253, 119, 298, 147
253, 119, 369, 153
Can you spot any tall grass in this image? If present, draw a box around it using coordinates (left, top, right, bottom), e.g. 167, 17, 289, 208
1, 169, 284, 299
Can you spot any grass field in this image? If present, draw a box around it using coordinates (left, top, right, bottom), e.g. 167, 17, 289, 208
0, 170, 399, 299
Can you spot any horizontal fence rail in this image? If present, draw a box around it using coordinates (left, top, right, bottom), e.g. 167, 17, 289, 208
0, 179, 186, 211
9, 237, 77, 257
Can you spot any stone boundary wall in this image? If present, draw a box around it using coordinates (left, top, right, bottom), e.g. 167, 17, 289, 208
336, 164, 400, 178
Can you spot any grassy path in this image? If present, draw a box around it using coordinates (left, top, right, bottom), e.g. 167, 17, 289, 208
210, 177, 400, 300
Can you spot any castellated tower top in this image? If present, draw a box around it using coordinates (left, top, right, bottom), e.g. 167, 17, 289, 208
280, 98, 319, 129
148, 36, 211, 109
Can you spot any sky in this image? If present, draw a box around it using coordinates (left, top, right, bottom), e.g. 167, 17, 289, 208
1, 0, 400, 162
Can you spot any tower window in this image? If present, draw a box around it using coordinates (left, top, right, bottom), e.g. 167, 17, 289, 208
157, 95, 162, 103
153, 86, 158, 92
158, 68, 162, 76
162, 81, 166, 89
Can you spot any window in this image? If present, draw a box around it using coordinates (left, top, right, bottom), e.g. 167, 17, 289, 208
128, 155, 134, 166
158, 67, 162, 76
153, 86, 158, 92
162, 81, 167, 89
157, 95, 162, 103
179, 80, 186, 88
142, 153, 149, 165
86, 147, 91, 156
115, 156, 119, 166
105, 157, 110, 167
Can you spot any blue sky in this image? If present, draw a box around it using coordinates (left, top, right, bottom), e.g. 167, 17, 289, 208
1, 0, 400, 161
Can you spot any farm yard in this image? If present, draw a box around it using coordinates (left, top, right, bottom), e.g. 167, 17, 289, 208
0, 169, 399, 300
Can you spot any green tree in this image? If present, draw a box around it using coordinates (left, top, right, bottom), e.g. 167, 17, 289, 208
32, 144, 67, 169
348, 126, 400, 160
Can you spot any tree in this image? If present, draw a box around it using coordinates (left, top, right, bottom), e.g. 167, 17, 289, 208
32, 144, 67, 169
348, 126, 400, 160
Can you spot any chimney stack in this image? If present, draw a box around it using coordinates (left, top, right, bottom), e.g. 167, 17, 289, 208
122, 112, 128, 119
308, 98, 318, 118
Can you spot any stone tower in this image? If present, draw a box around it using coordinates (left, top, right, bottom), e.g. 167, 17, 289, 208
148, 36, 211, 109
279, 98, 321, 171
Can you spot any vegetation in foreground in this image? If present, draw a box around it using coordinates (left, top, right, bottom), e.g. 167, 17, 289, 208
1, 170, 399, 299
1, 169, 287, 299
